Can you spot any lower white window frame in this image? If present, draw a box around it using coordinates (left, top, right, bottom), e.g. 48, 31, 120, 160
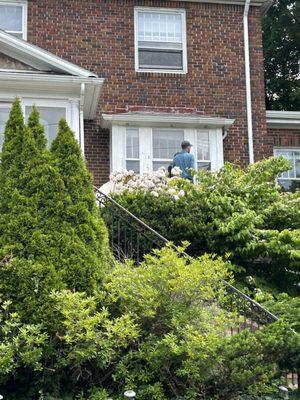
0, 96, 81, 150
274, 147, 300, 189
111, 125, 224, 174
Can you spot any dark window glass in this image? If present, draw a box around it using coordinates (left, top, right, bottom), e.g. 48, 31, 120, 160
138, 49, 183, 70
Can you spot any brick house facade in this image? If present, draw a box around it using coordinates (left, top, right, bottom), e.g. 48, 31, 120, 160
0, 0, 299, 189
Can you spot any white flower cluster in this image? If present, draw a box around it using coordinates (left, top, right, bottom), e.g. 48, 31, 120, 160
102, 168, 186, 200
170, 166, 182, 177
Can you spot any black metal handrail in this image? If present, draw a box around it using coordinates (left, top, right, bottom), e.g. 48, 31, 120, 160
95, 187, 278, 328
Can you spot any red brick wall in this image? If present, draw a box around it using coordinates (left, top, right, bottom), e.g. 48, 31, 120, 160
27, 0, 268, 186
84, 121, 110, 185
266, 128, 300, 156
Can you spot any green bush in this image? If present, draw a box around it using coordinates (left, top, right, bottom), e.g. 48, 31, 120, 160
2, 246, 297, 399
111, 159, 300, 295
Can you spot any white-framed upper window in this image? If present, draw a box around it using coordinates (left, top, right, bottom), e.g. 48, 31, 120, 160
0, 1, 27, 39
274, 148, 300, 191
111, 126, 223, 175
134, 7, 187, 74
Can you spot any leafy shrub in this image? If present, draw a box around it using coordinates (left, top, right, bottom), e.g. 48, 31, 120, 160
2, 246, 297, 400
110, 159, 300, 295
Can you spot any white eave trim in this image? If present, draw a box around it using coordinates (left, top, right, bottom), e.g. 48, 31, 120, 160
0, 29, 97, 77
266, 111, 300, 130
169, 0, 272, 7
101, 113, 235, 129
0, 72, 104, 119
169, 0, 273, 15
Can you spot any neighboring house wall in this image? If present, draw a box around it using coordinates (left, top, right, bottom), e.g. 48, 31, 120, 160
26, 0, 268, 186
267, 128, 300, 150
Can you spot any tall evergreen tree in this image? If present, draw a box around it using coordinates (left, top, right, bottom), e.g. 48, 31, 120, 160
27, 105, 47, 151
0, 99, 65, 322
263, 0, 300, 110
0, 98, 27, 182
51, 119, 111, 283
0, 100, 110, 324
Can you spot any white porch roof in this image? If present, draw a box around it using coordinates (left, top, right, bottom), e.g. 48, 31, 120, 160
0, 30, 104, 119
266, 111, 300, 130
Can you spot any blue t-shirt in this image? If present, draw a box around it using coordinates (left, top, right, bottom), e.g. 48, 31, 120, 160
173, 150, 195, 179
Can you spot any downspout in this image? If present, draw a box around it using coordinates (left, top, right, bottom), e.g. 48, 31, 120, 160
80, 83, 85, 157
243, 0, 254, 164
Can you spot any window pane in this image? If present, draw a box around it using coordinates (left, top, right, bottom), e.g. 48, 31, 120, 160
138, 11, 182, 43
25, 106, 66, 147
152, 129, 184, 160
296, 157, 300, 178
0, 105, 11, 150
139, 49, 183, 70
278, 179, 300, 192
275, 149, 300, 180
198, 162, 211, 171
126, 128, 139, 159
197, 131, 210, 161
126, 160, 140, 174
153, 161, 170, 171
0, 5, 23, 32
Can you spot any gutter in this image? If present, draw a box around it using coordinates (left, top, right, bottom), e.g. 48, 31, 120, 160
80, 83, 85, 156
244, 0, 254, 164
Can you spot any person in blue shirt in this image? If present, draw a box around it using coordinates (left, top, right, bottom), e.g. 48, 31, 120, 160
172, 140, 195, 181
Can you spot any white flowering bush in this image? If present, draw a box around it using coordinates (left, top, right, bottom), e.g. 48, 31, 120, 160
102, 167, 186, 200
101, 158, 300, 299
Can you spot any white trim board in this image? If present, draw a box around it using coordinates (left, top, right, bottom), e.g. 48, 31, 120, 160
0, 72, 104, 119
102, 112, 235, 129
167, 0, 272, 7
266, 111, 300, 130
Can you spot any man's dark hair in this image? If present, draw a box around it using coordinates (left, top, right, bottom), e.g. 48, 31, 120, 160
181, 140, 192, 149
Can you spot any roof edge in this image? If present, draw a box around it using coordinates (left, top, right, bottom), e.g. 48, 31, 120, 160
266, 110, 300, 130
101, 112, 235, 129
0, 29, 98, 77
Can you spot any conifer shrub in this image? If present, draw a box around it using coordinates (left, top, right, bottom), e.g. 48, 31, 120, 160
51, 119, 111, 286
0, 99, 110, 322
27, 105, 47, 151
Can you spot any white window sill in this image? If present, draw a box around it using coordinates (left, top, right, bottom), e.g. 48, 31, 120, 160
135, 68, 187, 75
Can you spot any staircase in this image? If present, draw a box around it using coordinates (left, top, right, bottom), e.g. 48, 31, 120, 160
96, 188, 278, 330
96, 188, 299, 391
